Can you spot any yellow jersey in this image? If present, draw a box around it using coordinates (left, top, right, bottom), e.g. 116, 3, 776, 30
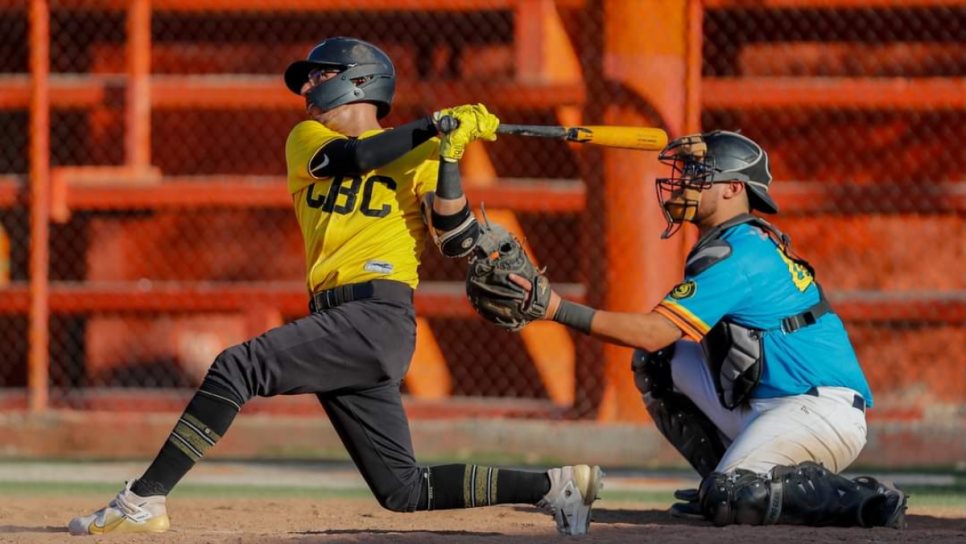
285, 120, 439, 293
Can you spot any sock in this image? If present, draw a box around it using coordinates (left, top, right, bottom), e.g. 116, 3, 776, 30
131, 381, 241, 497
415, 464, 551, 510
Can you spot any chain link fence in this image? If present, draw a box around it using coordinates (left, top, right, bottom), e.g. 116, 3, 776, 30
0, 2, 962, 425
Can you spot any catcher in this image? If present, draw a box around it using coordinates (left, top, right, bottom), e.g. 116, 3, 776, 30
69, 37, 601, 536
468, 130, 907, 529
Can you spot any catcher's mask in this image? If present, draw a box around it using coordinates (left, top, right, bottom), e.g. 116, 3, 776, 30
284, 37, 396, 119
656, 130, 777, 238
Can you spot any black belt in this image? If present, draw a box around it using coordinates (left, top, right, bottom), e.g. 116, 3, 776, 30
309, 280, 412, 312
805, 386, 866, 412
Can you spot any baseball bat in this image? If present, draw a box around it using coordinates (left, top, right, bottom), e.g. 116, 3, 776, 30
437, 116, 668, 151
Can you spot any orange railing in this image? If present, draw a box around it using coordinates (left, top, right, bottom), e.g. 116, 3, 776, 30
3, 0, 963, 421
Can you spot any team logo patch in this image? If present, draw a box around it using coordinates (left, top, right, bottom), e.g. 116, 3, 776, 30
364, 260, 393, 275
670, 281, 697, 300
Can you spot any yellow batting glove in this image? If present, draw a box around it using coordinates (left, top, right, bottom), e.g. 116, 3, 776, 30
439, 125, 473, 162
470, 104, 500, 142
435, 104, 500, 162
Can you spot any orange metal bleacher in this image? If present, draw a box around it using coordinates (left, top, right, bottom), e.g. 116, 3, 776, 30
3, 0, 596, 413
2, 0, 963, 417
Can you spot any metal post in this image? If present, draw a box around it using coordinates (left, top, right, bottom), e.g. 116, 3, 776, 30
28, 0, 51, 412
127, 0, 152, 168
596, 0, 691, 421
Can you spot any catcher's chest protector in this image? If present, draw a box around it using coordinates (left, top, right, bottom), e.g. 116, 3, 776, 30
691, 214, 829, 409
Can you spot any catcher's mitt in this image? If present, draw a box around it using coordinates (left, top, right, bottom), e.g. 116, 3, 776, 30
465, 218, 551, 331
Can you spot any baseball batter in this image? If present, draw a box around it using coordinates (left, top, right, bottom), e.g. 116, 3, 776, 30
69, 37, 601, 536
506, 130, 906, 528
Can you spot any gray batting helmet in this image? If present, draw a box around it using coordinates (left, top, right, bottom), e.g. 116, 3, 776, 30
284, 37, 396, 119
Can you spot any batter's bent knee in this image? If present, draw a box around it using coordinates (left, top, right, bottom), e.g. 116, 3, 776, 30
371, 478, 421, 513
374, 488, 414, 513
368, 466, 424, 513
205, 345, 258, 405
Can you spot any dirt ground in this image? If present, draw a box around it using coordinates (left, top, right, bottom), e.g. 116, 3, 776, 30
2, 498, 964, 544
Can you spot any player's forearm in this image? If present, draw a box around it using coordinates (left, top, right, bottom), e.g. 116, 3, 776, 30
581, 310, 683, 352
432, 160, 467, 214
428, 160, 478, 258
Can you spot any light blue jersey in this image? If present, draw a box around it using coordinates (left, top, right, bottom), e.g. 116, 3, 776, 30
655, 221, 872, 405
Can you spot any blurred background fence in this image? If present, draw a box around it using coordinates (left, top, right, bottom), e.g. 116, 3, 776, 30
0, 0, 963, 460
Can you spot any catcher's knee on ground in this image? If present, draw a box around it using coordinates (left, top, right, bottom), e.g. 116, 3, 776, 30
698, 462, 907, 528
632, 346, 725, 478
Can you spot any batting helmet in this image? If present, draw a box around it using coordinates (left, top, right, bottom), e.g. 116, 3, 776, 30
656, 130, 777, 238
284, 37, 396, 119
700, 131, 777, 214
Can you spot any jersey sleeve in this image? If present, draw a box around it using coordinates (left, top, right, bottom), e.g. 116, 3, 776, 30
285, 120, 344, 194
654, 249, 752, 341
412, 138, 441, 199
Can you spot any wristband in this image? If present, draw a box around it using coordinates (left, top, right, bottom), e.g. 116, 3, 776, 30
552, 300, 596, 334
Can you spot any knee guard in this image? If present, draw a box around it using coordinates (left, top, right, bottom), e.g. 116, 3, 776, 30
698, 469, 774, 526
632, 346, 725, 477
699, 462, 907, 528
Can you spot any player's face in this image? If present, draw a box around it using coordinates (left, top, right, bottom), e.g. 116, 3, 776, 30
692, 184, 721, 224
301, 68, 341, 118
657, 137, 723, 237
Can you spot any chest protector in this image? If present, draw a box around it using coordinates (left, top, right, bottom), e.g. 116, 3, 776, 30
690, 214, 832, 409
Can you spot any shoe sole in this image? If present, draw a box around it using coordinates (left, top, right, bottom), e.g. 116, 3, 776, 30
71, 515, 170, 536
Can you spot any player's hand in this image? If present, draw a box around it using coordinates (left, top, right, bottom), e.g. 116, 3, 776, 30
433, 104, 500, 161
508, 273, 561, 320
458, 104, 499, 141
433, 104, 498, 136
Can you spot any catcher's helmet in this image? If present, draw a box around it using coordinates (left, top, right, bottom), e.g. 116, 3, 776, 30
284, 37, 396, 119
656, 130, 777, 237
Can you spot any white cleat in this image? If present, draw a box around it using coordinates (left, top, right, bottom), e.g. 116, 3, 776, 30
68, 481, 170, 535
538, 464, 604, 535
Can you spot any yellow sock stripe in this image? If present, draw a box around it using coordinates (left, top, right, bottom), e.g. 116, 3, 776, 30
171, 422, 207, 460
182, 413, 222, 443
474, 466, 489, 506
463, 465, 476, 507
170, 414, 220, 462
489, 467, 499, 505
168, 433, 202, 462
473, 466, 486, 506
